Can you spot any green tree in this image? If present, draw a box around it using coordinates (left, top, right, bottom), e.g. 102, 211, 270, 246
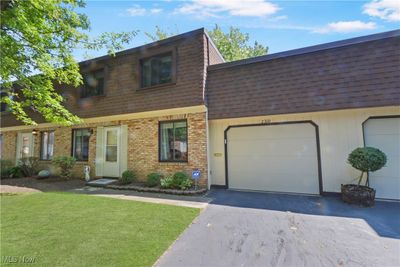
144, 25, 179, 42
145, 25, 268, 62
207, 25, 267, 62
0, 0, 137, 125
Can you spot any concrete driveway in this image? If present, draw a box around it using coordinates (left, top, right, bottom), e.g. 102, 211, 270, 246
155, 189, 400, 267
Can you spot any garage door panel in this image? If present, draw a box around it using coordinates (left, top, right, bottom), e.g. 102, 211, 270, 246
364, 117, 400, 200
229, 138, 317, 157
227, 123, 320, 194
364, 135, 399, 157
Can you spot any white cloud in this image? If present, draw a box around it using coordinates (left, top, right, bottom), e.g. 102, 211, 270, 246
126, 5, 146, 16
314, 21, 377, 33
363, 0, 400, 21
150, 8, 163, 14
175, 0, 279, 18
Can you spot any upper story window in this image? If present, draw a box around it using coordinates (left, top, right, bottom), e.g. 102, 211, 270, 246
140, 52, 173, 88
81, 69, 105, 98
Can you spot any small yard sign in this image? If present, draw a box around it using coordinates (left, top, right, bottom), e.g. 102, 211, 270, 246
192, 170, 201, 180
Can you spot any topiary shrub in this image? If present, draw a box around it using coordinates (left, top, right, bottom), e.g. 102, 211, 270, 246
18, 157, 39, 177
347, 147, 387, 186
52, 156, 76, 178
120, 170, 136, 185
146, 173, 162, 187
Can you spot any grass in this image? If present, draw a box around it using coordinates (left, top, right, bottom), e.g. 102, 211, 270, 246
1, 193, 200, 266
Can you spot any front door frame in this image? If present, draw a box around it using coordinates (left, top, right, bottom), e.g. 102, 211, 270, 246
102, 126, 121, 178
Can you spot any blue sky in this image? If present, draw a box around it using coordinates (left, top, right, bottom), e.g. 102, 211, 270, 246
77, 0, 400, 61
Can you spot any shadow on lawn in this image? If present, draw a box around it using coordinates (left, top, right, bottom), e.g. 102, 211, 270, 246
207, 189, 400, 239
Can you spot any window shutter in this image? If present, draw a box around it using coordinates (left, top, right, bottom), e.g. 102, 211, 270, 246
119, 125, 128, 177
95, 127, 104, 177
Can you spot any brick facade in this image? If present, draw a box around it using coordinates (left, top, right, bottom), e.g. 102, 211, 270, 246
0, 111, 208, 185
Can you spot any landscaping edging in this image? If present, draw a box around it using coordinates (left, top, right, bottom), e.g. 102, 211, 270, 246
105, 184, 207, 195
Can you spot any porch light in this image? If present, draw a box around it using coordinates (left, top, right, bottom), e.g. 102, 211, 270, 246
32, 129, 38, 135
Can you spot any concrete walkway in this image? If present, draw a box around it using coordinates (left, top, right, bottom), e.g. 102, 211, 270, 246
155, 190, 400, 267
72, 186, 210, 209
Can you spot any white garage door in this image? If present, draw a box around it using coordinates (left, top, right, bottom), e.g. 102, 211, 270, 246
226, 123, 320, 194
364, 117, 400, 200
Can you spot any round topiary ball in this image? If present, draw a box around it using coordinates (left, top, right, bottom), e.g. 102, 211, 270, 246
348, 147, 387, 173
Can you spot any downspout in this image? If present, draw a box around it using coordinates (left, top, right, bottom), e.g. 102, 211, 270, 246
204, 33, 211, 190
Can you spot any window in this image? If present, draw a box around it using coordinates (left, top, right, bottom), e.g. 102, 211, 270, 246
40, 131, 55, 160
159, 120, 188, 162
72, 129, 90, 161
141, 53, 173, 88
81, 69, 105, 98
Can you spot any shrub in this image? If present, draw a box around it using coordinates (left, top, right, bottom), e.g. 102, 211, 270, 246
179, 178, 193, 190
348, 147, 387, 186
171, 172, 189, 189
0, 159, 14, 178
160, 176, 173, 189
52, 156, 76, 178
120, 170, 136, 185
9, 166, 23, 178
146, 173, 162, 187
18, 157, 39, 177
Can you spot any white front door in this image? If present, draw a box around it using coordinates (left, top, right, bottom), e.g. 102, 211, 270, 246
16, 133, 34, 162
103, 127, 120, 177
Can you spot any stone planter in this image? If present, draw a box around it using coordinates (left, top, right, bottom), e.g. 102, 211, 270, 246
341, 184, 376, 207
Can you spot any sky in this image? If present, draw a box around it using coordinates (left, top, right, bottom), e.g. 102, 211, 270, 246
76, 0, 400, 61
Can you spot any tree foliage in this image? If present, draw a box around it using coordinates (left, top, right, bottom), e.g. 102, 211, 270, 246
0, 0, 136, 125
207, 25, 267, 62
145, 25, 268, 62
348, 147, 387, 186
145, 25, 179, 42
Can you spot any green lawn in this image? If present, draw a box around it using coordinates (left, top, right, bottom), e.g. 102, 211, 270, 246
1, 193, 199, 266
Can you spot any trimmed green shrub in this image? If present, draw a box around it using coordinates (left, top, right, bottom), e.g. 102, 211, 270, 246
146, 173, 162, 187
52, 156, 76, 178
0, 159, 14, 178
171, 172, 189, 189
18, 157, 39, 177
348, 147, 387, 186
160, 176, 173, 189
120, 170, 136, 185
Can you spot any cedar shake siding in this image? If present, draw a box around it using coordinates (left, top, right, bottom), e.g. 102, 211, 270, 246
206, 30, 400, 120
1, 29, 210, 127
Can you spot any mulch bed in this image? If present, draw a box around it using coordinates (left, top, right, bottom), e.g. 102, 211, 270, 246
106, 183, 207, 196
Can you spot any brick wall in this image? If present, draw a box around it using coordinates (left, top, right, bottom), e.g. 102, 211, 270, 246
1, 111, 208, 185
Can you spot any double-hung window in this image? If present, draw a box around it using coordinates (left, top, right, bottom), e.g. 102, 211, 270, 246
72, 129, 90, 161
81, 69, 105, 98
40, 131, 55, 160
159, 120, 188, 162
141, 53, 173, 88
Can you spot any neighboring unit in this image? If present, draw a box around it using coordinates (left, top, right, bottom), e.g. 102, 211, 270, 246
1, 28, 399, 199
